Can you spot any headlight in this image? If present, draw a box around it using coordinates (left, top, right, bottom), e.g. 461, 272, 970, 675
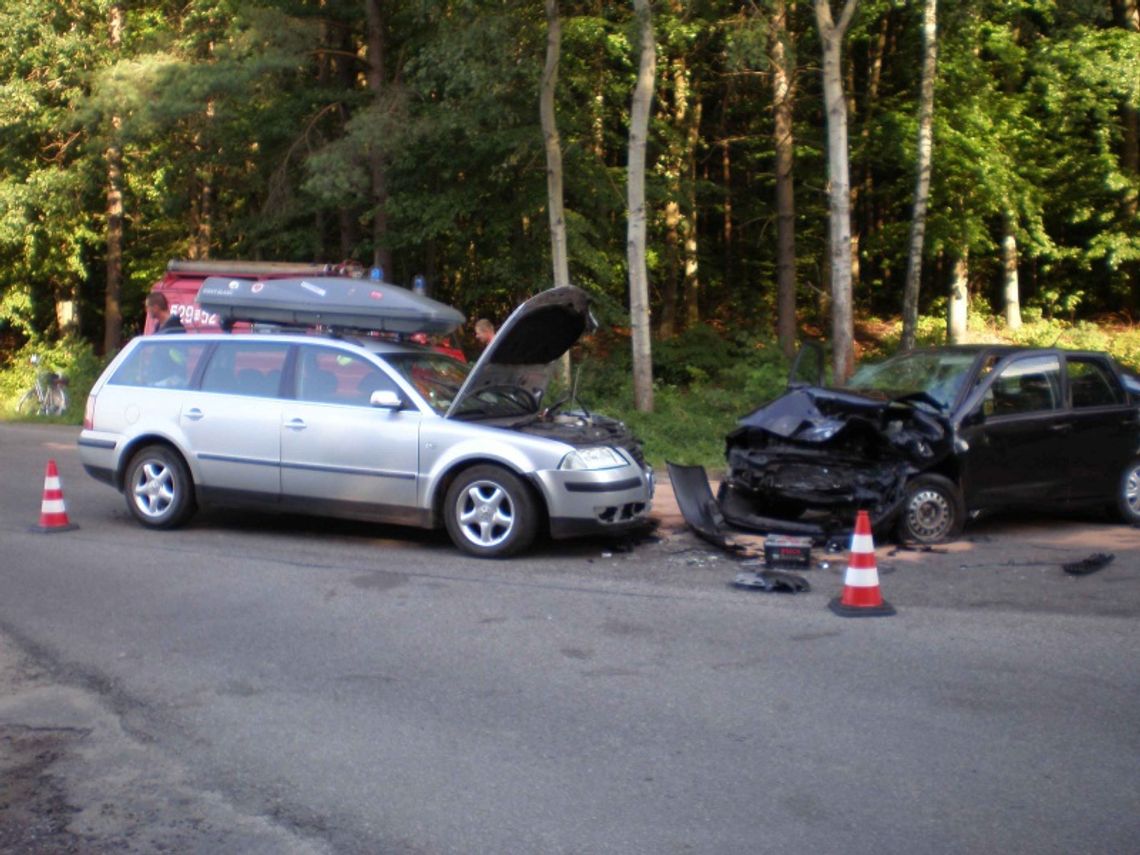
559, 446, 628, 470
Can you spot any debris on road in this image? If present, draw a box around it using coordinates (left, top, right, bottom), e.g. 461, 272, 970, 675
1063, 552, 1115, 576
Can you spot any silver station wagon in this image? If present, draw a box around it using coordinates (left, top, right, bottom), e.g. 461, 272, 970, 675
78, 282, 653, 557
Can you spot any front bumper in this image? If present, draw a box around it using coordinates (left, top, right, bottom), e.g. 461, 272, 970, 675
536, 464, 654, 539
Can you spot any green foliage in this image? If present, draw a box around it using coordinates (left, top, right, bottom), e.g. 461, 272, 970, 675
651, 323, 740, 385
0, 0, 1137, 395
576, 327, 791, 468
0, 335, 103, 421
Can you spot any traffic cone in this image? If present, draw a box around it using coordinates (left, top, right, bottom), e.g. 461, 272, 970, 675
29, 459, 79, 533
828, 509, 894, 617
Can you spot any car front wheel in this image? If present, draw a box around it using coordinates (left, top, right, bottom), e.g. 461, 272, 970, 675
899, 474, 964, 544
1116, 458, 1140, 525
124, 445, 197, 529
444, 465, 539, 558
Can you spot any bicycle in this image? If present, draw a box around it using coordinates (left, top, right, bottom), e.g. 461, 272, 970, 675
17, 355, 69, 417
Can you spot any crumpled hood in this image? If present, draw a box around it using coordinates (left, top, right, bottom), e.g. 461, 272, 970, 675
446, 286, 594, 418
729, 386, 952, 465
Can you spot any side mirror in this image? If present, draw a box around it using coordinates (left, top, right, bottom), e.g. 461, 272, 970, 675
370, 389, 404, 410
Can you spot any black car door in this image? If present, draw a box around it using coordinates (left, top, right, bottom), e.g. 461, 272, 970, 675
958, 353, 1070, 510
1062, 355, 1139, 502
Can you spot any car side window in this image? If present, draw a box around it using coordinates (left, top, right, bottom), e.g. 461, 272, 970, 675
200, 342, 288, 397
109, 340, 207, 389
1066, 358, 1123, 409
296, 347, 399, 406
987, 356, 1062, 416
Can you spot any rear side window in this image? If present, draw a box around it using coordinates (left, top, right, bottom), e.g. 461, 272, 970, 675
987, 355, 1062, 416
109, 340, 208, 389
1067, 358, 1124, 408
200, 342, 289, 397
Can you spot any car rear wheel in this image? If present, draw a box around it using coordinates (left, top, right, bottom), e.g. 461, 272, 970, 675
1116, 458, 1140, 525
899, 474, 964, 544
444, 465, 539, 558
124, 445, 197, 529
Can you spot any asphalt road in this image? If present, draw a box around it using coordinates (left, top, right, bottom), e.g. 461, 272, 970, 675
1, 423, 1138, 853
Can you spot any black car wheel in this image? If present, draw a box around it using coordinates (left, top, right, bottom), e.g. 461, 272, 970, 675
1116, 458, 1140, 525
899, 474, 964, 544
444, 465, 539, 558
124, 445, 197, 529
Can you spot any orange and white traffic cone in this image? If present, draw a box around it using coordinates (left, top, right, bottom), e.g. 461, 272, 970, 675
828, 509, 894, 617
29, 459, 79, 533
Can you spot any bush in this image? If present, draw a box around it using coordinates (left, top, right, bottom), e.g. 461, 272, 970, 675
651, 324, 742, 386
576, 328, 791, 468
0, 336, 104, 422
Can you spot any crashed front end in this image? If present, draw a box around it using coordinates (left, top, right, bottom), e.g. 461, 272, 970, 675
720, 388, 953, 539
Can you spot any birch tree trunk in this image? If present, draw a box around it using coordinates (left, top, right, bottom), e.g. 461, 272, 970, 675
541, 0, 569, 290
1116, 0, 1139, 303
814, 0, 858, 383
1002, 212, 1022, 330
628, 0, 656, 412
947, 250, 968, 344
104, 0, 124, 353
541, 0, 572, 385
901, 0, 937, 351
771, 0, 798, 357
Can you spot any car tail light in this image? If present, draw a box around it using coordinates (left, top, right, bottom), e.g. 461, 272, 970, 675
83, 394, 95, 429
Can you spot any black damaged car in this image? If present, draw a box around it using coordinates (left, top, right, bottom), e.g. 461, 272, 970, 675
717, 343, 1140, 543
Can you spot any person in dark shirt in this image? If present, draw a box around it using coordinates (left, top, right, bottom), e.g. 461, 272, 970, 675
145, 292, 185, 334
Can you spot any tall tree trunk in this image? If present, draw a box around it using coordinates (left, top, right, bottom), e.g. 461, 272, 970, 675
947, 249, 968, 344
659, 201, 679, 337
364, 0, 392, 277
814, 0, 858, 383
721, 135, 734, 293
1115, 0, 1139, 306
104, 0, 124, 354
1002, 212, 1022, 330
771, 0, 798, 357
657, 43, 691, 337
901, 0, 938, 351
541, 0, 572, 385
542, 0, 569, 290
855, 12, 888, 290
628, 0, 656, 412
682, 95, 701, 328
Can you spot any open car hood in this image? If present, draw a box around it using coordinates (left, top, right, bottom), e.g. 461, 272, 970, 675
445, 286, 594, 419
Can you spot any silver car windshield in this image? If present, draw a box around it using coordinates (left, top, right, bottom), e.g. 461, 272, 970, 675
846, 351, 978, 410
381, 352, 538, 418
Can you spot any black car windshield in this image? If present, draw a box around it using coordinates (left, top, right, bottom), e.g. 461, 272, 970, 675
845, 351, 978, 410
381, 352, 538, 418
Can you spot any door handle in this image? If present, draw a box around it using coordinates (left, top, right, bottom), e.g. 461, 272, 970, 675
285, 418, 307, 431
1048, 422, 1072, 432
184, 408, 204, 421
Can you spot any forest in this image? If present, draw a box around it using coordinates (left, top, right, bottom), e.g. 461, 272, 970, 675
0, 1, 1138, 422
